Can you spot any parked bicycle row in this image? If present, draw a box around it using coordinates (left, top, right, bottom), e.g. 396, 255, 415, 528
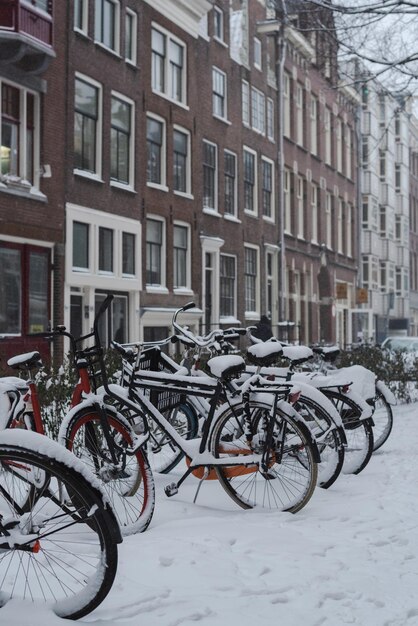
0, 296, 395, 618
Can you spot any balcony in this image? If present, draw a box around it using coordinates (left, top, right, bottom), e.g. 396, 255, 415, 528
0, 0, 54, 75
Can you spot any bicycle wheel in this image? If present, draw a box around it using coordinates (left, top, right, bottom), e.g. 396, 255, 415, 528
61, 406, 155, 536
0, 429, 119, 620
370, 391, 393, 451
323, 390, 374, 475
211, 401, 318, 513
148, 402, 199, 474
294, 396, 345, 489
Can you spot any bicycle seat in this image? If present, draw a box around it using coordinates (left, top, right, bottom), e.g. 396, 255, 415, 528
311, 346, 340, 362
281, 345, 314, 366
7, 351, 43, 372
246, 342, 283, 367
207, 355, 246, 381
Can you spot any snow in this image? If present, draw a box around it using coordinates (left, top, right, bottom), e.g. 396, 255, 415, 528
1, 401, 416, 625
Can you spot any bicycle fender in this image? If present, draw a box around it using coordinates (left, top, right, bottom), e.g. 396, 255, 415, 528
376, 380, 397, 405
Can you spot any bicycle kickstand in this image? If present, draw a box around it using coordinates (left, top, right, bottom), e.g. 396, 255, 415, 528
193, 467, 210, 503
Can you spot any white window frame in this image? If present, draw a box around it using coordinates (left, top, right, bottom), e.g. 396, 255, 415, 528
110, 90, 135, 190
202, 139, 218, 213
253, 37, 262, 70
283, 73, 290, 138
261, 156, 274, 222
173, 220, 192, 292
242, 80, 250, 127
251, 86, 265, 135
284, 168, 291, 233
94, 0, 121, 55
267, 97, 274, 141
345, 124, 352, 179
173, 125, 192, 197
74, 0, 88, 34
151, 23, 187, 107
346, 203, 352, 257
296, 175, 304, 239
243, 146, 258, 216
336, 118, 342, 173
325, 191, 332, 249
98, 225, 115, 275
337, 198, 343, 253
74, 72, 103, 181
212, 66, 227, 121
213, 6, 224, 42
244, 244, 260, 319
146, 112, 167, 191
146, 214, 167, 292
0, 79, 41, 191
325, 108, 331, 166
311, 183, 318, 243
224, 149, 237, 219
296, 83, 304, 147
220, 253, 237, 320
72, 221, 91, 272
310, 95, 318, 156
125, 8, 137, 65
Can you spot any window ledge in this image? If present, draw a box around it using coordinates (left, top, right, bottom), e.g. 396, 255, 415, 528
213, 114, 231, 126
203, 208, 221, 217
174, 191, 194, 200
110, 181, 136, 193
173, 288, 194, 296
74, 28, 89, 39
125, 59, 138, 68
213, 36, 228, 48
74, 169, 104, 183
244, 210, 259, 219
223, 214, 241, 223
146, 286, 169, 294
245, 311, 260, 321
0, 181, 46, 202
94, 41, 121, 59
147, 182, 169, 192
151, 90, 190, 111
220, 316, 241, 324
262, 216, 275, 224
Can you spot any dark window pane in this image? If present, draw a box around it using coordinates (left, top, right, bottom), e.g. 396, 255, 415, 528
73, 222, 89, 268
28, 252, 48, 333
122, 232, 135, 275
0, 246, 21, 334
99, 227, 113, 272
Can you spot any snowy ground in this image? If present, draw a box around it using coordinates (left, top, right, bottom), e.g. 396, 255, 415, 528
4, 401, 418, 626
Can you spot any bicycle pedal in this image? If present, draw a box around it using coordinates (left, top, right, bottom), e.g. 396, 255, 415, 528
164, 482, 179, 497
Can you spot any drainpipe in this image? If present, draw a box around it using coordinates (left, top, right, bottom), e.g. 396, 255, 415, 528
276, 9, 287, 326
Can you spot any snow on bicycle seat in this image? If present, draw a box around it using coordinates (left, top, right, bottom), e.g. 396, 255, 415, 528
246, 341, 283, 367
0, 376, 29, 392
207, 355, 246, 381
281, 345, 313, 365
7, 351, 42, 371
312, 345, 340, 362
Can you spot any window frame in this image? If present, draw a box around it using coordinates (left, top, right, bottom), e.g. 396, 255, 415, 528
296, 175, 304, 238
98, 226, 114, 274
74, 73, 103, 179
203, 140, 218, 213
173, 221, 192, 291
151, 23, 187, 106
244, 244, 260, 317
251, 86, 265, 135
110, 91, 134, 188
125, 8, 137, 65
173, 125, 191, 196
146, 215, 166, 289
283, 73, 290, 138
146, 112, 167, 190
122, 231, 136, 277
220, 253, 237, 319
72, 221, 90, 272
74, 0, 88, 34
311, 183, 318, 244
253, 37, 262, 70
310, 95, 318, 156
224, 149, 237, 219
213, 6, 224, 42
94, 0, 121, 55
243, 146, 258, 216
267, 97, 274, 141
212, 66, 227, 121
261, 156, 274, 222
242, 80, 250, 127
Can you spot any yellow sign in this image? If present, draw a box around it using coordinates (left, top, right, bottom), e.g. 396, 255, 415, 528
336, 283, 348, 299
356, 288, 368, 304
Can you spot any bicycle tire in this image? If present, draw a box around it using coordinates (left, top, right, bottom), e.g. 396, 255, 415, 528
371, 391, 393, 451
0, 429, 119, 620
148, 402, 199, 474
60, 406, 155, 536
322, 390, 374, 475
211, 400, 318, 513
293, 395, 345, 489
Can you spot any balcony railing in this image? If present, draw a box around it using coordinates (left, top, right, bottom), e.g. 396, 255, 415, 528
0, 0, 53, 47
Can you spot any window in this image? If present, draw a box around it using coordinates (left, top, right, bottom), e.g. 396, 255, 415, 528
173, 127, 190, 194
151, 26, 186, 105
336, 119, 342, 173
0, 243, 50, 335
146, 115, 165, 186
224, 150, 237, 217
95, 292, 128, 346
122, 232, 135, 275
242, 80, 250, 127
243, 148, 257, 214
310, 96, 318, 155
213, 6, 224, 41
395, 164, 401, 190
74, 75, 101, 175
244, 246, 258, 313
203, 141, 217, 211
125, 9, 137, 64
262, 158, 273, 220
110, 94, 133, 185
284, 169, 291, 233
73, 222, 89, 270
254, 37, 262, 69
267, 98, 274, 141
173, 223, 189, 289
337, 199, 343, 253
213, 67, 227, 120
95, 0, 120, 53
251, 86, 265, 134
324, 108, 331, 165
346, 204, 352, 257
296, 176, 304, 238
283, 73, 290, 138
296, 84, 304, 146
345, 125, 352, 178
379, 150, 386, 180
311, 184, 318, 243
266, 251, 275, 320
325, 192, 332, 248
99, 227, 113, 272
1, 82, 39, 186
220, 255, 236, 318
362, 137, 369, 170
146, 218, 164, 286
74, 0, 88, 33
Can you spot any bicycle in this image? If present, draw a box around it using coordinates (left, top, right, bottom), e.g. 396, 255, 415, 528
61, 296, 320, 513
3, 314, 155, 537
0, 426, 122, 619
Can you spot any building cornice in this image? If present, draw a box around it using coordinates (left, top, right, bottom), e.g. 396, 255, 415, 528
142, 0, 213, 38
